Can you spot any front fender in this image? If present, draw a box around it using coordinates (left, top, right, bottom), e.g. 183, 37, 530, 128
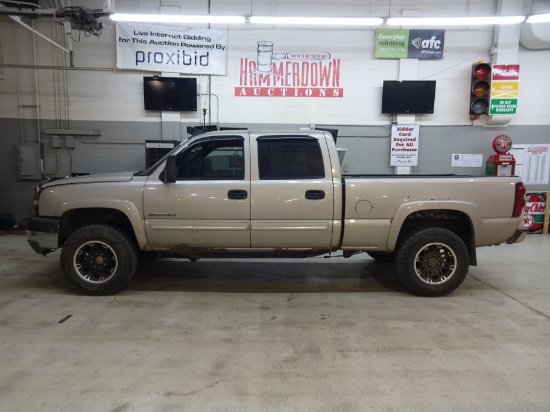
386, 200, 483, 251
56, 199, 147, 249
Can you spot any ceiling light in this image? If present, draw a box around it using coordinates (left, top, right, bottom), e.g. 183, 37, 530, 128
526, 14, 550, 23
110, 13, 246, 24
386, 16, 525, 26
250, 16, 384, 26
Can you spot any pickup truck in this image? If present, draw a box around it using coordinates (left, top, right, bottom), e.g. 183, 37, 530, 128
27, 130, 527, 297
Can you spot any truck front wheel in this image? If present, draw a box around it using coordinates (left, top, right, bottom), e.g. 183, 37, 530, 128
396, 228, 469, 297
60, 225, 138, 295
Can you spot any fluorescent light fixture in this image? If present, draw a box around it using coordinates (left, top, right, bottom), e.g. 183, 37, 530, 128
250, 16, 384, 26
109, 13, 533, 27
386, 16, 525, 26
110, 13, 246, 24
526, 13, 550, 23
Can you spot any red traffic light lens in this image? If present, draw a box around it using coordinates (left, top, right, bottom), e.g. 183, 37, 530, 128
473, 63, 491, 80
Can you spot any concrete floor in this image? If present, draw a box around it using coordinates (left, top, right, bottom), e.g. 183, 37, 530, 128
0, 233, 549, 412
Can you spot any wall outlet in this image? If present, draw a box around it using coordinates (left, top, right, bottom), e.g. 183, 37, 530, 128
63, 21, 72, 34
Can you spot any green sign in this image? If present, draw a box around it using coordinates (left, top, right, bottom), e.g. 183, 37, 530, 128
375, 29, 445, 59
375, 29, 408, 59
489, 98, 518, 115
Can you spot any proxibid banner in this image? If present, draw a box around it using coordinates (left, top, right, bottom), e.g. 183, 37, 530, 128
116, 22, 228, 75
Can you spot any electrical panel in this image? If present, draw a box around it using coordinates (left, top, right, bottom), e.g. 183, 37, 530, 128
51, 135, 61, 148
65, 136, 76, 149
17, 143, 42, 180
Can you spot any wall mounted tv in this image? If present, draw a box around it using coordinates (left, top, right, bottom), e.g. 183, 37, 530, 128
381, 80, 436, 114
143, 76, 197, 112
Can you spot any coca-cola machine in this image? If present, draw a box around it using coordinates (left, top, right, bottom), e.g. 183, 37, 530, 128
485, 134, 516, 176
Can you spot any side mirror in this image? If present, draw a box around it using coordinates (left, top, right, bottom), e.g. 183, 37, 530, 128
163, 154, 177, 183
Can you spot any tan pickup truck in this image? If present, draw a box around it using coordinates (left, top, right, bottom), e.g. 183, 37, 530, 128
27, 130, 527, 296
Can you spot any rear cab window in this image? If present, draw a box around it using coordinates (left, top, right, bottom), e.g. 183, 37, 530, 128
257, 137, 325, 180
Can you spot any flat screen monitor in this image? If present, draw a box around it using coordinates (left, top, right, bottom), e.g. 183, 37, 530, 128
381, 80, 436, 114
143, 76, 197, 112
315, 128, 338, 143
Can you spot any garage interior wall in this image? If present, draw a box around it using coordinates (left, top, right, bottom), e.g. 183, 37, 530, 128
1, 0, 550, 221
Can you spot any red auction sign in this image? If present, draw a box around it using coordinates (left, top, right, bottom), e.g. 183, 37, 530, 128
235, 41, 343, 98
492, 64, 520, 81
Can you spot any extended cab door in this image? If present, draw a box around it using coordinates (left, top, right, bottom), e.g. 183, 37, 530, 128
250, 135, 335, 248
143, 135, 250, 250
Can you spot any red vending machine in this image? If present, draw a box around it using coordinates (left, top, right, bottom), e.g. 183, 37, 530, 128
485, 134, 516, 176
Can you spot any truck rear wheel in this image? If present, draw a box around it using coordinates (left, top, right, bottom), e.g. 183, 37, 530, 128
60, 225, 138, 295
396, 228, 469, 297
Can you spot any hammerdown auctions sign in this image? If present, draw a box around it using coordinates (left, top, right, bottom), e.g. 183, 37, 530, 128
116, 22, 228, 75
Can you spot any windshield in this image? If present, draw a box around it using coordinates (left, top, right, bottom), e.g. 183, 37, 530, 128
133, 138, 189, 176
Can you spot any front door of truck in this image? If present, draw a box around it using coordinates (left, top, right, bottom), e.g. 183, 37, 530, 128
143, 135, 250, 251
250, 135, 335, 248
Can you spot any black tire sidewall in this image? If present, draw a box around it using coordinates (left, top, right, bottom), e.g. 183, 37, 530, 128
60, 225, 137, 295
396, 228, 469, 297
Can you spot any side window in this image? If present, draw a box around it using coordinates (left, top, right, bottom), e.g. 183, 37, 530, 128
258, 138, 325, 180
176, 138, 244, 180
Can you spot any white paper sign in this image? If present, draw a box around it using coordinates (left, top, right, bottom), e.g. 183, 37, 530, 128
451, 154, 462, 167
462, 154, 472, 167
472, 154, 483, 167
390, 125, 419, 166
511, 144, 550, 184
116, 22, 228, 75
452, 154, 483, 167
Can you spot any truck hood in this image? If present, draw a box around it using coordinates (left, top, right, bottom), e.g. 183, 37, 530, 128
42, 172, 136, 187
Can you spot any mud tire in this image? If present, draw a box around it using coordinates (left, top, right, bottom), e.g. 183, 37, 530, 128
396, 228, 469, 297
60, 225, 137, 295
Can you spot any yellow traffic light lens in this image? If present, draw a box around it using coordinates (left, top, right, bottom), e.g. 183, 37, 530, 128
472, 81, 489, 96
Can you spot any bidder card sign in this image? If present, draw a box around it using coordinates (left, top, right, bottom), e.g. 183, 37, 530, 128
390, 125, 419, 166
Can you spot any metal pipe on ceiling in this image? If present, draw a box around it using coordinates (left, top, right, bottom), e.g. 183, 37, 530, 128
0, 63, 114, 71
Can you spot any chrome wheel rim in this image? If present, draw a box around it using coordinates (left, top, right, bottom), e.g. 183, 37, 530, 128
414, 242, 456, 285
73, 241, 118, 284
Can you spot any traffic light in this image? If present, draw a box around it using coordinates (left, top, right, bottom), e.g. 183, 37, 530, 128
469, 63, 491, 116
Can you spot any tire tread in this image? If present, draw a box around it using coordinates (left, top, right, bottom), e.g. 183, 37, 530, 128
396, 227, 469, 297
60, 224, 137, 295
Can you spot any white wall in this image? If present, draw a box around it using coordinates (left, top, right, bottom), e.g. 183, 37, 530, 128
2, 0, 550, 221
1, 0, 549, 127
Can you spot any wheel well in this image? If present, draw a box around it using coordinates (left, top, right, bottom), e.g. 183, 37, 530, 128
58, 208, 138, 248
395, 209, 477, 265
